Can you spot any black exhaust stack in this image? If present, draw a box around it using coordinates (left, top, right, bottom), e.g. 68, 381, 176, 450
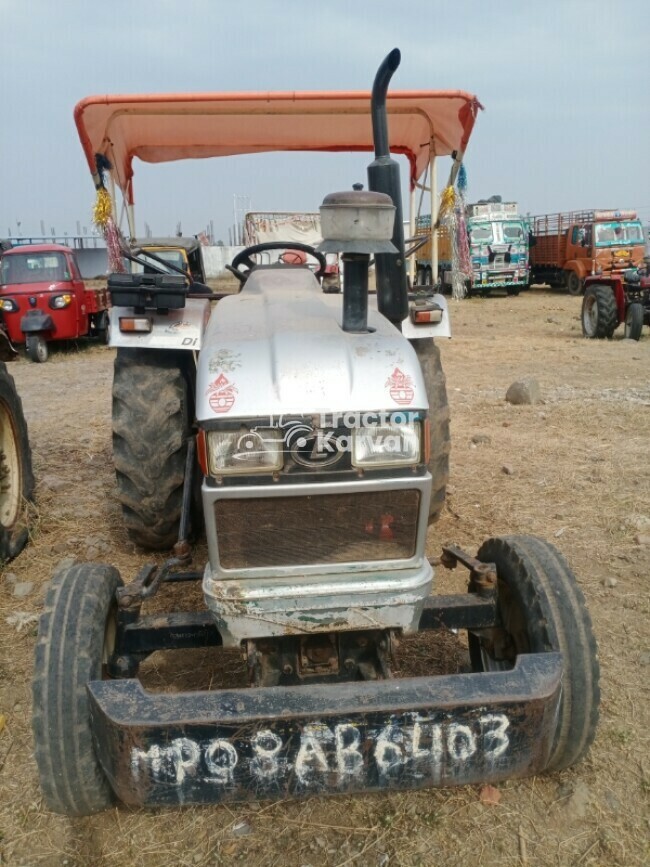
367, 48, 409, 327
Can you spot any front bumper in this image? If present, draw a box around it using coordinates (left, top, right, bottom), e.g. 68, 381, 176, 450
88, 652, 562, 806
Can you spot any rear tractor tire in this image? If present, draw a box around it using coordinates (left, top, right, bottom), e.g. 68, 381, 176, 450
112, 348, 197, 550
581, 285, 618, 339
0, 362, 34, 562
410, 338, 450, 523
32, 563, 122, 816
469, 536, 600, 772
624, 303, 643, 341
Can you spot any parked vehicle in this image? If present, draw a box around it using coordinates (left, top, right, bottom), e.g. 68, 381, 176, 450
413, 216, 452, 287
32, 50, 598, 817
244, 212, 341, 291
414, 201, 530, 296
0, 244, 109, 362
465, 201, 529, 296
582, 266, 650, 340
530, 210, 645, 295
129, 237, 210, 288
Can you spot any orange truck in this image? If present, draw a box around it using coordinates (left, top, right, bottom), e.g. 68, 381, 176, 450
530, 209, 645, 295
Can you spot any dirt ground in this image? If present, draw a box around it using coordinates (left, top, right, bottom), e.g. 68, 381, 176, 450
1, 289, 649, 867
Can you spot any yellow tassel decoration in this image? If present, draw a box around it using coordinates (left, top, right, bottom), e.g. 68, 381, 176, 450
438, 185, 456, 219
93, 187, 112, 229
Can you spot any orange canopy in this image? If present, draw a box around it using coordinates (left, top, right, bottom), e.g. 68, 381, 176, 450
74, 90, 482, 202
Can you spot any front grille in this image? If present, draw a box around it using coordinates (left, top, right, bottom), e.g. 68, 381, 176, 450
215, 490, 420, 569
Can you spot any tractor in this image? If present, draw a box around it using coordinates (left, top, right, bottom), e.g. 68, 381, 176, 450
582, 266, 650, 340
32, 51, 599, 816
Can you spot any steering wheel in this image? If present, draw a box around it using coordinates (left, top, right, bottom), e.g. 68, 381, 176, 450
227, 242, 327, 284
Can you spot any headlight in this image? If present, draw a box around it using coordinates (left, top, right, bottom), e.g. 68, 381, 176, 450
50, 294, 72, 309
0, 298, 18, 312
352, 421, 421, 468
206, 428, 283, 475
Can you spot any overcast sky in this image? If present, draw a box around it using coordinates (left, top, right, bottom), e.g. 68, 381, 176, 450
2, 0, 648, 241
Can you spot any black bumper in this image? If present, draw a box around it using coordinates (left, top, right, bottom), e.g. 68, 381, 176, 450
88, 652, 562, 806
20, 311, 55, 333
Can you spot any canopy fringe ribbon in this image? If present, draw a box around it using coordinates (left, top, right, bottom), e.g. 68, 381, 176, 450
438, 161, 472, 300
92, 154, 125, 273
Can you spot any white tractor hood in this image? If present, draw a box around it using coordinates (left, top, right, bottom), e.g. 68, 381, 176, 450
196, 268, 427, 422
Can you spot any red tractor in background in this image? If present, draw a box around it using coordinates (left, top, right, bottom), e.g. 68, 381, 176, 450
581, 264, 650, 341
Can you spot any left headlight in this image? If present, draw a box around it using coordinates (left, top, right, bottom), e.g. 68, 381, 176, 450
352, 421, 422, 468
206, 428, 283, 475
0, 298, 19, 312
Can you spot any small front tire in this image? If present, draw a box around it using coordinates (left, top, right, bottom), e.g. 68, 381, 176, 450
26, 334, 48, 363
469, 536, 600, 772
624, 303, 643, 341
32, 563, 123, 816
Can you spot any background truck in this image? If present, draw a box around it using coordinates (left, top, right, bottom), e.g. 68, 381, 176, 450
530, 209, 646, 295
414, 200, 530, 296
244, 212, 341, 291
413, 215, 452, 287
465, 200, 530, 296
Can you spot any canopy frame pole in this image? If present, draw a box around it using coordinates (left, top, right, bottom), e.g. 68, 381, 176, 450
409, 185, 415, 283
430, 150, 438, 284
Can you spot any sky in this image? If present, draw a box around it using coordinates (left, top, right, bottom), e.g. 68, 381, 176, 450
2, 0, 649, 242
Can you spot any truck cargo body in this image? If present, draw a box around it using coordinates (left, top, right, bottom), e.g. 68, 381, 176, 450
244, 212, 340, 290
413, 215, 451, 286
530, 210, 645, 293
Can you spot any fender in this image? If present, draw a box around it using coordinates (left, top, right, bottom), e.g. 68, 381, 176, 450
369, 293, 451, 339
21, 311, 55, 333
109, 297, 212, 350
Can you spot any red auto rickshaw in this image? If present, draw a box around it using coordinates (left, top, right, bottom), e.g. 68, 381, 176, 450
0, 244, 109, 362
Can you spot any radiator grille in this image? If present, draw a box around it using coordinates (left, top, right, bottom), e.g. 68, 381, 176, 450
215, 490, 420, 569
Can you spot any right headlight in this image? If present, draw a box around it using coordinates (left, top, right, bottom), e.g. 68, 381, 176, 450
206, 428, 283, 475
352, 421, 422, 468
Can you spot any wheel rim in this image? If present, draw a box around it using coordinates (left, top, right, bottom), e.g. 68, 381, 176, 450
0, 398, 22, 531
583, 296, 598, 335
471, 581, 528, 673
36, 339, 48, 362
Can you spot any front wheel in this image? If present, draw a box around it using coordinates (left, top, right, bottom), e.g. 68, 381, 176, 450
581, 285, 618, 338
0, 362, 34, 561
624, 303, 643, 340
506, 287, 521, 297
469, 536, 600, 772
32, 563, 122, 815
566, 271, 583, 296
26, 334, 48, 363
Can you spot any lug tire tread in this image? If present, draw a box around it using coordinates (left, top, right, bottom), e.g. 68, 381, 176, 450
410, 339, 450, 523
112, 349, 189, 550
475, 535, 600, 772
32, 563, 122, 815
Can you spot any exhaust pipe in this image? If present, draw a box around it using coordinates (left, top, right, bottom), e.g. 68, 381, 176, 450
367, 49, 409, 327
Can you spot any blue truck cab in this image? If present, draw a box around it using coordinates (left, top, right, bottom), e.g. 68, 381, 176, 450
467, 201, 530, 296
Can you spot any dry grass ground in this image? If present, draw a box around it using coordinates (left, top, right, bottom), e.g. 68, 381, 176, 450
1, 289, 649, 866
